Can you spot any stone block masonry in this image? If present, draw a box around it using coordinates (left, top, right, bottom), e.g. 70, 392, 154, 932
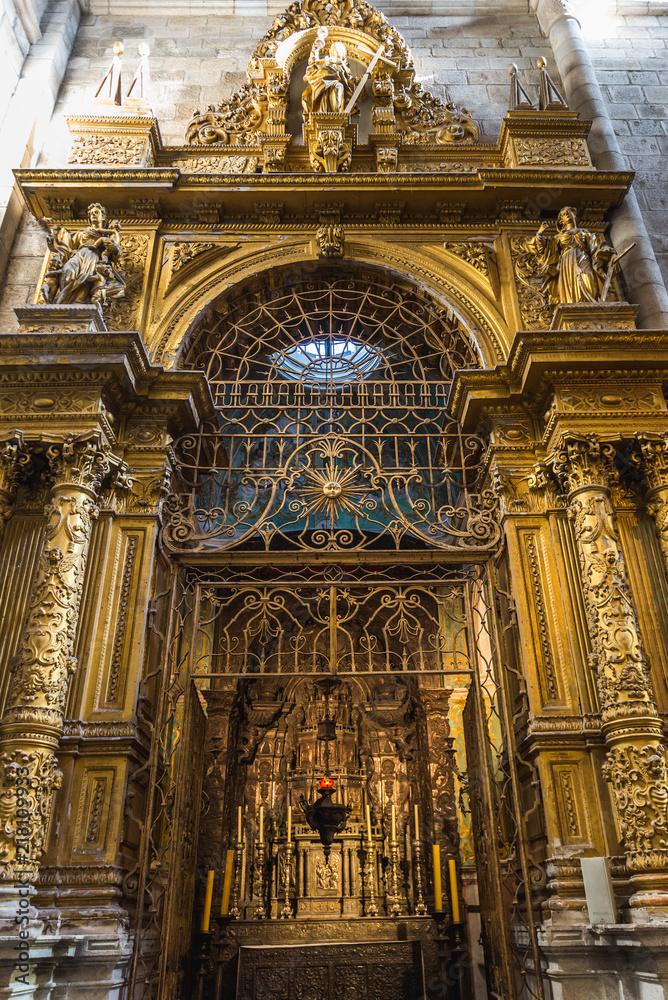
585, 11, 668, 287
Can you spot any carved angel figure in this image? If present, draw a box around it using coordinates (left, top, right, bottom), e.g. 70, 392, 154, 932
303, 29, 356, 115
41, 203, 126, 307
527, 206, 615, 304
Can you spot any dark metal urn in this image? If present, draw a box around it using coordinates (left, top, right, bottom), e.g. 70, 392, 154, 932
301, 780, 351, 860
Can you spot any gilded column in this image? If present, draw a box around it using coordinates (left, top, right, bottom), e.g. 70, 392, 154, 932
0, 430, 114, 882
552, 432, 668, 905
636, 434, 668, 576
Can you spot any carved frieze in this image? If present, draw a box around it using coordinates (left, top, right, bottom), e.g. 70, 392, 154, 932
513, 138, 590, 167
171, 155, 259, 174
68, 135, 148, 166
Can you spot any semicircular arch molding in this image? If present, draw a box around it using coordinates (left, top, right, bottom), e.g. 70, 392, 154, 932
148, 239, 510, 369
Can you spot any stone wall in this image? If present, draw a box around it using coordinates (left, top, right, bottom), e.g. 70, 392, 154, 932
582, 7, 668, 285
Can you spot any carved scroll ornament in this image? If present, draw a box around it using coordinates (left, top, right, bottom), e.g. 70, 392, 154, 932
0, 433, 32, 536
602, 744, 668, 865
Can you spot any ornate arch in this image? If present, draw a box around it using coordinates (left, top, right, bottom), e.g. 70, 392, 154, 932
148, 241, 510, 369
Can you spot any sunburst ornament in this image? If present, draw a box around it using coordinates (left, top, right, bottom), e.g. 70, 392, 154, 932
298, 462, 375, 523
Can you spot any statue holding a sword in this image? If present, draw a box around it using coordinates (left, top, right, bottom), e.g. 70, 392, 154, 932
303, 26, 395, 118
527, 206, 635, 305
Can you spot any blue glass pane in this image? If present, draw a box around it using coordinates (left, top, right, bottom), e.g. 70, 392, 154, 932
271, 339, 382, 383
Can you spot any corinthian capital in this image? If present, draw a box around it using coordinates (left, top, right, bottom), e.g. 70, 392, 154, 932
45, 431, 112, 496
634, 433, 668, 494
0, 432, 32, 530
551, 433, 617, 494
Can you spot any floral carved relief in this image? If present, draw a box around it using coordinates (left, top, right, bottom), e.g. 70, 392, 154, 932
602, 745, 668, 869
0, 749, 63, 881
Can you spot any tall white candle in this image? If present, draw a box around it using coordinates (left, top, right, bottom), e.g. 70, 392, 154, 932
259, 806, 264, 844
287, 804, 292, 842
237, 805, 242, 843
414, 804, 419, 840
366, 804, 373, 844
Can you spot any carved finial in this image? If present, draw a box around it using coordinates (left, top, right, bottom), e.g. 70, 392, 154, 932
537, 57, 569, 111
508, 63, 536, 111
124, 42, 152, 114
94, 41, 124, 107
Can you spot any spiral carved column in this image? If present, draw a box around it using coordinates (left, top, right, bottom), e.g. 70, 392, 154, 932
552, 432, 668, 907
0, 430, 117, 883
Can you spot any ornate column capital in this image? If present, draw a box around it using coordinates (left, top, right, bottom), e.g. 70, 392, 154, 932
634, 432, 668, 495
44, 430, 114, 498
0, 431, 33, 531
551, 433, 618, 495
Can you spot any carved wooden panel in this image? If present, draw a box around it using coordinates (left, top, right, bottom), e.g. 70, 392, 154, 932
237, 941, 424, 1000
72, 767, 115, 857
550, 760, 593, 848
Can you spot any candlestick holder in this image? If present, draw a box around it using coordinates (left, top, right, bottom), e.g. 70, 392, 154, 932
364, 844, 379, 917
193, 930, 213, 1000
229, 841, 244, 919
253, 842, 267, 920
280, 842, 294, 919
387, 839, 403, 917
412, 838, 428, 915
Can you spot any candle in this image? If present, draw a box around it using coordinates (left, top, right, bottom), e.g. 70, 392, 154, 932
391, 803, 396, 843
237, 805, 242, 844
433, 845, 443, 911
202, 869, 214, 932
414, 804, 419, 840
220, 850, 234, 915
287, 804, 292, 843
366, 804, 373, 844
259, 806, 264, 845
449, 859, 460, 923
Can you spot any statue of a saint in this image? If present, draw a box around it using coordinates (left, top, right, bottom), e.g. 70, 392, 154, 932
302, 28, 357, 115
527, 206, 615, 304
41, 203, 126, 307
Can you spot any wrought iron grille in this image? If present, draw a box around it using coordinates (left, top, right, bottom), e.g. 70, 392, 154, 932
164, 270, 499, 555
194, 579, 469, 678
